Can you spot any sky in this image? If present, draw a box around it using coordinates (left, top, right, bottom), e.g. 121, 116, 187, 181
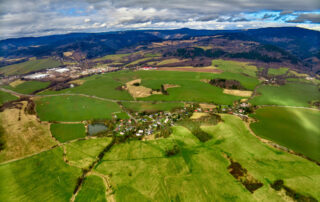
0, 0, 319, 39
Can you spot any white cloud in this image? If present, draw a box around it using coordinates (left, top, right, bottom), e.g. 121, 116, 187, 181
0, 0, 319, 39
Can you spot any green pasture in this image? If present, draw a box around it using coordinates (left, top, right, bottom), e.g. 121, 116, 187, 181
122, 102, 184, 112
36, 95, 122, 121
75, 175, 106, 202
93, 53, 130, 62
50, 123, 86, 143
5, 81, 50, 94
95, 115, 320, 201
212, 59, 258, 78
250, 107, 320, 161
39, 70, 259, 104
0, 147, 81, 202
202, 114, 320, 200
0, 91, 17, 105
250, 82, 320, 107
140, 79, 242, 105
96, 130, 253, 201
268, 67, 288, 76
0, 58, 61, 76
66, 137, 112, 169
40, 73, 133, 100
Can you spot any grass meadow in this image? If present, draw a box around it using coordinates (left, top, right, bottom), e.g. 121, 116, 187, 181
40, 69, 259, 105
93, 114, 320, 201
212, 59, 258, 78
268, 67, 289, 76
75, 175, 107, 202
5, 81, 50, 94
0, 58, 61, 76
250, 107, 320, 161
0, 91, 17, 105
0, 147, 81, 201
36, 95, 122, 121
50, 123, 86, 143
250, 82, 320, 107
66, 137, 112, 169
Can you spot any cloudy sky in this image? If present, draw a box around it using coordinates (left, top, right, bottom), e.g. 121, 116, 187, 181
0, 0, 319, 39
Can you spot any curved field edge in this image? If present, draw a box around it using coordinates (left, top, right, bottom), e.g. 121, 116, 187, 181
0, 147, 81, 202
249, 107, 320, 162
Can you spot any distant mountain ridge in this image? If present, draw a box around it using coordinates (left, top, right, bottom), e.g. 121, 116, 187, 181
0, 27, 319, 73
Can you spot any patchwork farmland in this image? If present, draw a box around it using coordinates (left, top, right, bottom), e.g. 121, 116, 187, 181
0, 57, 319, 202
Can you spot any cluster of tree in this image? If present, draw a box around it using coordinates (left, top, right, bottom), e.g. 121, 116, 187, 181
0, 124, 5, 151
157, 126, 173, 138
271, 180, 317, 201
178, 119, 212, 142
165, 144, 180, 157
165, 47, 225, 59
209, 78, 245, 90
165, 45, 298, 64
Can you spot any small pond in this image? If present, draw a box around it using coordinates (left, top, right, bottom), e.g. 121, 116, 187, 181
88, 124, 108, 135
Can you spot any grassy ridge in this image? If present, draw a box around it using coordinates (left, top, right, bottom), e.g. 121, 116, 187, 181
50, 124, 86, 143
36, 95, 122, 122
250, 82, 320, 107
250, 107, 320, 161
0, 91, 17, 105
0, 58, 61, 76
0, 147, 81, 201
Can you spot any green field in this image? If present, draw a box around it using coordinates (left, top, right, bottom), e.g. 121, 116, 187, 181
94, 114, 320, 201
75, 175, 106, 202
93, 53, 130, 62
50, 124, 86, 143
0, 147, 81, 201
202, 114, 320, 200
250, 82, 320, 107
212, 59, 258, 77
36, 95, 122, 121
122, 102, 184, 112
0, 91, 17, 105
268, 67, 288, 76
5, 81, 50, 94
140, 79, 242, 104
0, 58, 61, 76
250, 107, 320, 161
40, 73, 133, 100
39, 70, 259, 105
66, 137, 112, 169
